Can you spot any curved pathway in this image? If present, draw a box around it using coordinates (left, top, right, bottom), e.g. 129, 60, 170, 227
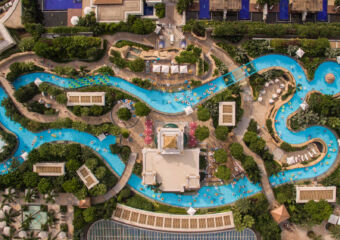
0, 54, 338, 208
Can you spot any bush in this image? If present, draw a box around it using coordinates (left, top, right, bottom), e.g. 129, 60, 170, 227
6, 62, 44, 82
247, 119, 258, 133
22, 0, 43, 24
176, 0, 193, 14
192, 21, 205, 37
23, 172, 39, 188
215, 165, 231, 181
214, 126, 229, 141
94, 166, 107, 180
128, 58, 145, 72
135, 102, 151, 116
175, 45, 201, 64
62, 178, 80, 193
155, 3, 165, 18
85, 158, 98, 170
89, 184, 107, 196
66, 159, 81, 172
95, 66, 115, 76
304, 200, 333, 224
115, 41, 153, 51
195, 126, 209, 141
110, 143, 121, 154
125, 195, 154, 211
14, 82, 40, 103
38, 178, 51, 194
197, 106, 210, 121
19, 37, 35, 52
117, 188, 132, 202
132, 78, 152, 89
214, 148, 228, 163
82, 207, 97, 223
117, 107, 132, 121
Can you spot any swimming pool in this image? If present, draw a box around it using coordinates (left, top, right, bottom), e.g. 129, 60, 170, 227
3, 54, 340, 208
43, 0, 82, 11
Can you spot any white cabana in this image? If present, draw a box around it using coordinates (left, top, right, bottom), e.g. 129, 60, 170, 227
184, 106, 193, 115
18, 231, 27, 239
21, 152, 28, 161
296, 48, 305, 58
187, 207, 196, 216
300, 101, 308, 111
0, 210, 4, 219
161, 65, 169, 74
258, 97, 263, 102
84, 7, 92, 15
337, 56, 340, 64
3, 226, 10, 236
152, 65, 161, 73
280, 83, 285, 89
260, 89, 266, 94
329, 214, 339, 225
269, 99, 275, 104
2, 205, 11, 213
154, 25, 161, 35
287, 156, 295, 165
276, 89, 282, 94
272, 94, 278, 99
263, 3, 268, 20
275, 78, 280, 83
58, 231, 67, 239
97, 133, 106, 142
38, 231, 48, 239
171, 65, 179, 74
180, 65, 188, 74
70, 16, 79, 26
0, 221, 6, 229
264, 82, 270, 88
34, 78, 43, 87
269, 80, 274, 85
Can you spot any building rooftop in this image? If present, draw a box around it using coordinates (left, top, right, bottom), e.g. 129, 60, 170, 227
33, 162, 65, 176
296, 186, 336, 203
157, 127, 184, 154
142, 148, 200, 192
218, 102, 236, 126
210, 0, 242, 11
67, 92, 105, 106
77, 165, 99, 189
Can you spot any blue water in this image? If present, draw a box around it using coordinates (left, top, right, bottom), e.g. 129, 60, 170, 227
144, 3, 154, 16
199, 0, 210, 19
43, 0, 82, 11
3, 54, 340, 208
239, 0, 250, 20
279, 0, 289, 21
317, 0, 328, 22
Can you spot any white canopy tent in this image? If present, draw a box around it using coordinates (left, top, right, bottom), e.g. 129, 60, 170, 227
171, 65, 179, 74
296, 48, 305, 58
3, 226, 10, 236
264, 82, 270, 88
337, 56, 340, 64
18, 231, 27, 239
300, 101, 308, 111
21, 152, 28, 161
184, 106, 193, 115
38, 231, 48, 239
58, 231, 67, 239
258, 96, 263, 102
269, 99, 275, 104
180, 65, 188, 74
187, 207, 196, 216
152, 65, 161, 73
70, 16, 79, 26
276, 89, 282, 94
272, 94, 278, 99
161, 65, 169, 74
280, 83, 285, 89
275, 78, 280, 83
0, 221, 6, 229
34, 78, 43, 87
329, 214, 339, 225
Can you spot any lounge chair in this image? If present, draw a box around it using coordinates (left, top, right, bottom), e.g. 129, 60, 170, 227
308, 151, 313, 157
304, 154, 309, 161
312, 148, 318, 155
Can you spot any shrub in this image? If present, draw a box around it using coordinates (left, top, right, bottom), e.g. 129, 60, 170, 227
230, 143, 244, 160
38, 178, 51, 194
214, 148, 228, 163
94, 166, 107, 180
197, 106, 210, 121
155, 3, 165, 18
66, 159, 81, 172
304, 200, 333, 224
62, 178, 80, 193
117, 188, 132, 202
176, 0, 193, 14
214, 126, 229, 141
192, 21, 205, 37
95, 66, 115, 76
85, 158, 98, 170
115, 40, 153, 51
128, 58, 145, 72
14, 82, 40, 103
215, 165, 231, 181
89, 184, 107, 196
6, 62, 44, 82
117, 107, 132, 121
135, 102, 151, 116
175, 45, 201, 64
110, 143, 121, 154
19, 37, 35, 52
121, 129, 130, 138
195, 126, 209, 141
126, 195, 154, 211
247, 119, 258, 133
82, 207, 97, 223
132, 78, 152, 89
23, 172, 39, 188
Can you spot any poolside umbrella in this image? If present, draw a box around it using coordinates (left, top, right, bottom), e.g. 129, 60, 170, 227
276, 89, 282, 94
38, 231, 48, 239
171, 65, 179, 74
189, 129, 195, 136
145, 119, 153, 127
300, 101, 308, 111
280, 83, 285, 89
144, 135, 152, 145
269, 99, 275, 104
296, 48, 305, 58
70, 16, 79, 26
0, 221, 6, 229
144, 128, 153, 135
180, 65, 188, 74
3, 226, 10, 236
275, 78, 280, 83
18, 231, 27, 239
84, 6, 93, 15
272, 94, 278, 99
258, 97, 263, 102
152, 65, 161, 73
187, 207, 196, 216
58, 232, 67, 239
264, 82, 270, 88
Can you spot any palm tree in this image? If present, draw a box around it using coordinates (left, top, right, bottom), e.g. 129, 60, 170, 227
45, 190, 58, 204
79, 66, 89, 77
0, 227, 16, 240
47, 232, 58, 240
2, 188, 17, 205
46, 210, 58, 227
24, 189, 39, 203
25, 232, 40, 240
21, 212, 36, 230
1, 208, 20, 225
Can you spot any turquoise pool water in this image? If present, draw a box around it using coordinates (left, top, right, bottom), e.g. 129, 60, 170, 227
1, 54, 338, 208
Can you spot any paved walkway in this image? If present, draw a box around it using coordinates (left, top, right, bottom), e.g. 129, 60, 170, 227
232, 85, 278, 209
91, 153, 137, 204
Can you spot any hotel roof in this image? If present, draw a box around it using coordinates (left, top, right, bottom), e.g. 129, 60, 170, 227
218, 102, 236, 126
33, 162, 65, 176
296, 186, 336, 203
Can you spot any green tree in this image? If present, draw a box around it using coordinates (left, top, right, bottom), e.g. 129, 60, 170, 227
330, 225, 340, 240
235, 198, 252, 214
234, 211, 255, 231
214, 126, 229, 141
66, 159, 81, 172
304, 200, 332, 224
155, 3, 165, 18
230, 143, 244, 160
215, 165, 231, 181
62, 178, 80, 193
89, 184, 107, 196
195, 126, 209, 141
38, 178, 52, 194
117, 107, 132, 121
94, 166, 107, 180
197, 106, 210, 121
82, 207, 97, 223
214, 148, 228, 163
19, 37, 35, 52
176, 0, 193, 14
135, 102, 151, 116
85, 158, 98, 170
128, 58, 145, 72
23, 172, 39, 188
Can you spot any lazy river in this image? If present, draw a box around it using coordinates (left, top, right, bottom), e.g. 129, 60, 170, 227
0, 54, 338, 208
